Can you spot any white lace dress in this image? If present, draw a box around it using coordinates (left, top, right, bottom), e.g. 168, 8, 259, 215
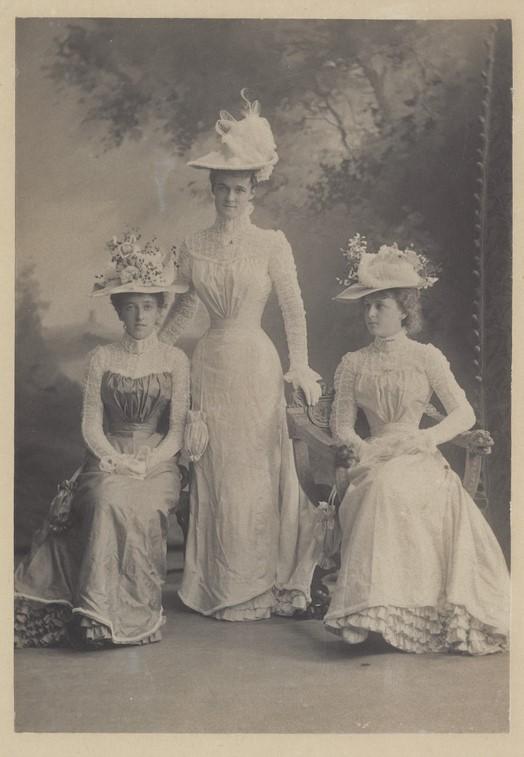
324, 331, 509, 654
160, 210, 321, 620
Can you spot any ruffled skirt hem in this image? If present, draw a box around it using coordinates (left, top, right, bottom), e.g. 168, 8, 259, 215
70, 614, 164, 647
200, 587, 308, 622
14, 599, 70, 648
14, 597, 164, 649
325, 603, 508, 655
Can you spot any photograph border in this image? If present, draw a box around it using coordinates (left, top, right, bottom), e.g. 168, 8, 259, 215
1, 1, 522, 755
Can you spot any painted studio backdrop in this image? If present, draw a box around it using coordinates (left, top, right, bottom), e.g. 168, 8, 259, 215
15, 19, 511, 556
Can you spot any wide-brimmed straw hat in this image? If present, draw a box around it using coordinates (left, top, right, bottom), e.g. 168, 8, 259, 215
92, 231, 188, 297
187, 89, 278, 182
335, 236, 438, 301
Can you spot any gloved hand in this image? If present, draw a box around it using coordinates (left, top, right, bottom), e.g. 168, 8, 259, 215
99, 447, 151, 479
334, 443, 360, 469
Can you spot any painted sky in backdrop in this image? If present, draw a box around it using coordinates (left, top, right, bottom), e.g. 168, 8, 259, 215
16, 19, 227, 331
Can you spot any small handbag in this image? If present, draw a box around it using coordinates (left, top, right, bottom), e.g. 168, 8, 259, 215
184, 409, 209, 462
313, 486, 341, 569
47, 465, 83, 535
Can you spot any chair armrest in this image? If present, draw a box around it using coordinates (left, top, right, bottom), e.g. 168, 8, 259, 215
287, 406, 336, 471
449, 428, 494, 456
424, 402, 494, 455
286, 400, 336, 505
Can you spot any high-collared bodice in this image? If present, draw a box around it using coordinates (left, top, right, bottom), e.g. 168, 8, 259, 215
187, 213, 274, 330
96, 333, 171, 434
353, 332, 432, 435
81, 331, 189, 461
331, 331, 469, 442
160, 210, 311, 371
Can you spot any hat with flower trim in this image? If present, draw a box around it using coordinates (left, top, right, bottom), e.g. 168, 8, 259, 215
187, 89, 279, 183
335, 234, 439, 301
92, 230, 188, 297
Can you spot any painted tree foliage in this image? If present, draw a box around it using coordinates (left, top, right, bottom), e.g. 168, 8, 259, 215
16, 19, 510, 552
45, 19, 494, 355
15, 266, 84, 548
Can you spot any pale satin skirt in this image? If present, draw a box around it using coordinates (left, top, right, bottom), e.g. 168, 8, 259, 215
324, 435, 509, 655
15, 429, 181, 645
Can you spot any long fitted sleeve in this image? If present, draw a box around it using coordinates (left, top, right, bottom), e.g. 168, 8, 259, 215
82, 336, 191, 471
423, 345, 476, 446
159, 241, 200, 345
81, 347, 119, 460
268, 231, 310, 372
330, 353, 366, 451
148, 349, 190, 467
268, 231, 320, 395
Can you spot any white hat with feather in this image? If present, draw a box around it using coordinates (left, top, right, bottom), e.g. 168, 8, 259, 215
187, 89, 279, 182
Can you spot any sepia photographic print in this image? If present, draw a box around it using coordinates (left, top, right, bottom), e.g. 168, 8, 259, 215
3, 2, 520, 754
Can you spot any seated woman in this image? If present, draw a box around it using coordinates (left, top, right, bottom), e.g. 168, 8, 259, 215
14, 233, 189, 648
323, 239, 509, 655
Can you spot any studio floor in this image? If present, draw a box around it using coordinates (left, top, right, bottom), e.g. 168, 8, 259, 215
14, 567, 509, 734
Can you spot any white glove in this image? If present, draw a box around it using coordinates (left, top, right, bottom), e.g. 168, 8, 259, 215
99, 447, 151, 479
284, 366, 322, 406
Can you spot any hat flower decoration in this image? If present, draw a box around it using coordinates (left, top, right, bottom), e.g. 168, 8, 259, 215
188, 88, 279, 182
336, 234, 439, 300
92, 230, 188, 296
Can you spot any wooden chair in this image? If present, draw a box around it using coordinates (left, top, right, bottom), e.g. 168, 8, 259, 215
287, 382, 494, 509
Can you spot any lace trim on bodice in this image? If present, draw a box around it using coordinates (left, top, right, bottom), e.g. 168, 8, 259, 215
160, 218, 312, 371
121, 331, 158, 355
189, 213, 267, 264
330, 334, 475, 448
211, 209, 253, 238
371, 330, 411, 353
97, 332, 186, 379
81, 332, 190, 466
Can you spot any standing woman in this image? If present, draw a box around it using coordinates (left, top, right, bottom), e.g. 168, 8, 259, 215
324, 239, 509, 654
15, 235, 189, 648
160, 90, 322, 621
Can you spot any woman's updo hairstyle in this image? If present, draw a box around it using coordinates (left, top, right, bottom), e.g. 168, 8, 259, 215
110, 291, 167, 315
388, 287, 423, 335
209, 169, 258, 192
362, 288, 423, 336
